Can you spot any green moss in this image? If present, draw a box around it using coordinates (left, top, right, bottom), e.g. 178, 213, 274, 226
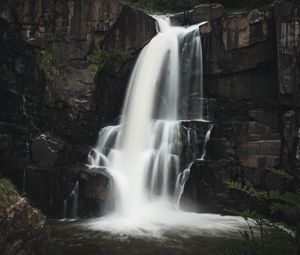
87, 49, 132, 73
0, 178, 18, 213
36, 50, 62, 77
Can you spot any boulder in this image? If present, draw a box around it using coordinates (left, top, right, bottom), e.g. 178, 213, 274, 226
0, 195, 49, 255
31, 133, 76, 168
79, 167, 114, 216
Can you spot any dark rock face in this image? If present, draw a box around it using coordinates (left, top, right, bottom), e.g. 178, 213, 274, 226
0, 0, 158, 218
103, 4, 156, 52
275, 1, 300, 106
0, 196, 49, 255
179, 1, 300, 215
1, 0, 300, 220
9, 0, 120, 67
79, 167, 114, 217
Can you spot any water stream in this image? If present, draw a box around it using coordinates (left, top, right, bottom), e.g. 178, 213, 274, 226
47, 17, 254, 254
83, 17, 249, 237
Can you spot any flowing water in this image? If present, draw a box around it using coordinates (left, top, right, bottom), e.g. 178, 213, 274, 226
87, 17, 209, 217
50, 17, 252, 254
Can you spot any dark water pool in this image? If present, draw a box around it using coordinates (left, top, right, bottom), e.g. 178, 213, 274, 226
47, 213, 295, 255
47, 219, 244, 255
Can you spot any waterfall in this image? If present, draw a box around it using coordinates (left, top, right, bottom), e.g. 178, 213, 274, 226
200, 124, 214, 160
88, 18, 209, 217
63, 199, 67, 219
71, 181, 79, 219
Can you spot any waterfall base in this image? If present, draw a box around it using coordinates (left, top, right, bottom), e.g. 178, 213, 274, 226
48, 213, 259, 255
84, 211, 248, 238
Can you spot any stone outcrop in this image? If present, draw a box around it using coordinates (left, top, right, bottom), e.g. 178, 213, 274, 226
0, 193, 49, 255
0, 0, 158, 217
275, 1, 300, 107
1, 0, 300, 221
180, 0, 300, 216
79, 167, 114, 217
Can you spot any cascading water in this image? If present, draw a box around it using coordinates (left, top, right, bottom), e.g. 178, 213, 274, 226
85, 17, 247, 236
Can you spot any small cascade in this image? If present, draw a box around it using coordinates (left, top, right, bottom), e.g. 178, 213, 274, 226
200, 124, 214, 160
71, 181, 79, 219
175, 123, 214, 208
63, 199, 68, 219
174, 167, 191, 208
186, 126, 200, 163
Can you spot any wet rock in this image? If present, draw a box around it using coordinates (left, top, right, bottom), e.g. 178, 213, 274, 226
170, 3, 225, 26
282, 110, 298, 169
222, 6, 274, 51
103, 4, 157, 52
0, 134, 14, 160
275, 0, 300, 106
9, 0, 120, 66
79, 167, 114, 217
248, 110, 279, 129
25, 164, 83, 218
197, 4, 277, 100
0, 196, 49, 255
240, 155, 280, 169
181, 160, 250, 213
32, 133, 76, 168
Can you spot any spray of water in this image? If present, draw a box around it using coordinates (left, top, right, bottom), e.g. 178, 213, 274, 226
85, 17, 247, 236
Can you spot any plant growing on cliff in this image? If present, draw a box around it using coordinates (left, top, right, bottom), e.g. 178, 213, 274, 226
87, 49, 132, 73
0, 178, 18, 214
36, 50, 62, 78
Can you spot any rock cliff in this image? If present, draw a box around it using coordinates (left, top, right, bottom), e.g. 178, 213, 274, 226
0, 0, 300, 220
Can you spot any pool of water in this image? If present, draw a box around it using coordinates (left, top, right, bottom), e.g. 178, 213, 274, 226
48, 213, 251, 255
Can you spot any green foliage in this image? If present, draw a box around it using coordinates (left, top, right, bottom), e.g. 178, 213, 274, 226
87, 49, 132, 73
226, 168, 299, 254
123, 0, 273, 12
266, 167, 294, 181
228, 181, 300, 212
217, 228, 296, 255
0, 178, 18, 212
36, 50, 61, 77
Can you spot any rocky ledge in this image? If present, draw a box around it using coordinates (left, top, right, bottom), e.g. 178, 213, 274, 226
0, 179, 49, 255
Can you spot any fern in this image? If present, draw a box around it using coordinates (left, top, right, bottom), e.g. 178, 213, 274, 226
266, 168, 294, 181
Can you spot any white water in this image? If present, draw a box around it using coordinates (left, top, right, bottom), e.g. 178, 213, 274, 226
86, 17, 248, 236
71, 181, 79, 219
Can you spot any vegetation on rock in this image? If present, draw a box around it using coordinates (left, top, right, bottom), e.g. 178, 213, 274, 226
225, 168, 300, 255
36, 50, 61, 77
0, 178, 17, 214
87, 49, 132, 73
